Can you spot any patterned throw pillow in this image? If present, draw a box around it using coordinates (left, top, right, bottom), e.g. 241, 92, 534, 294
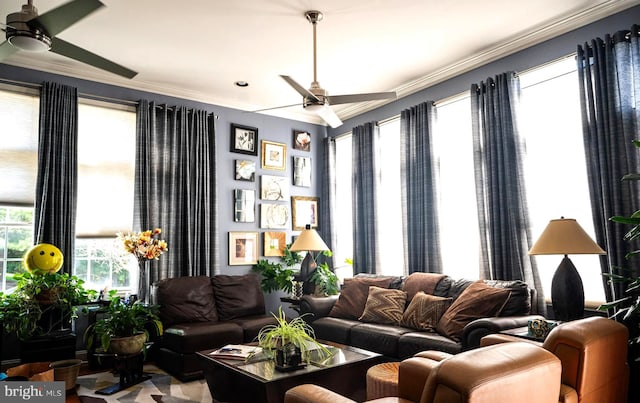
400, 292, 452, 331
436, 281, 511, 341
329, 277, 394, 320
359, 286, 407, 325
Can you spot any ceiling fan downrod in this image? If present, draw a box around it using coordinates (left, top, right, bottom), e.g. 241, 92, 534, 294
305, 10, 323, 89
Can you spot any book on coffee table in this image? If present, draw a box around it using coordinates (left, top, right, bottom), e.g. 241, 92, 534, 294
209, 344, 262, 360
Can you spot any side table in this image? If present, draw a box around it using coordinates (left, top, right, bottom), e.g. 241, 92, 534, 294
93, 347, 152, 395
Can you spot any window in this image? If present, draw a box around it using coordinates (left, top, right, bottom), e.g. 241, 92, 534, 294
0, 87, 138, 294
76, 101, 137, 293
519, 56, 604, 304
333, 135, 353, 281
0, 87, 38, 292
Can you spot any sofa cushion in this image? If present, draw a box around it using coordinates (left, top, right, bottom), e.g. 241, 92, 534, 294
436, 281, 511, 341
329, 276, 394, 320
156, 276, 218, 327
211, 274, 265, 321
483, 279, 531, 316
350, 322, 413, 357
400, 292, 452, 331
359, 286, 407, 325
402, 272, 448, 301
229, 314, 279, 342
311, 317, 360, 345
398, 331, 463, 358
162, 321, 243, 354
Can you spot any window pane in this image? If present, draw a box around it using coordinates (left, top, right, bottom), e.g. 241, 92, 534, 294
334, 135, 354, 279
6, 227, 31, 259
434, 96, 479, 280
519, 56, 604, 303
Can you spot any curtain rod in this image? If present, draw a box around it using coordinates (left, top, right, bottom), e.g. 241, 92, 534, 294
0, 77, 218, 118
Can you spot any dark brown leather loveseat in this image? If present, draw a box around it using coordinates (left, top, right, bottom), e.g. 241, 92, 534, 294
153, 274, 277, 381
299, 273, 541, 360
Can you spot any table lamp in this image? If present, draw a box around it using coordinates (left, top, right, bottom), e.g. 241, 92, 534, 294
289, 224, 329, 294
529, 217, 606, 321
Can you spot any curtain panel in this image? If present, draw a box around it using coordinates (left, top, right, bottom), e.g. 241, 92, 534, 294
400, 102, 442, 274
577, 25, 640, 302
134, 100, 218, 292
351, 122, 381, 274
34, 81, 78, 275
320, 137, 337, 268
471, 72, 546, 314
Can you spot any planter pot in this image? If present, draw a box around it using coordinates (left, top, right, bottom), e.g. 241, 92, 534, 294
109, 333, 147, 355
50, 359, 82, 390
275, 342, 303, 371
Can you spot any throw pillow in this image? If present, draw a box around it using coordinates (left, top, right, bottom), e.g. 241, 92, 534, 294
400, 292, 452, 331
402, 272, 448, 301
156, 276, 218, 327
211, 274, 265, 321
329, 277, 394, 320
359, 286, 407, 325
436, 281, 511, 341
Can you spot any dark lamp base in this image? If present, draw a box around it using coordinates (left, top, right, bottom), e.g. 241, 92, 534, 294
551, 256, 585, 321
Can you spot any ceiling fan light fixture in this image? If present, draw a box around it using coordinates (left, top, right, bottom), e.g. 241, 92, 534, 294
7, 30, 51, 52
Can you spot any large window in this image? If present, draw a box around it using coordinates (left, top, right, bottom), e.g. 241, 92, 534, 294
332, 56, 604, 303
0, 87, 138, 294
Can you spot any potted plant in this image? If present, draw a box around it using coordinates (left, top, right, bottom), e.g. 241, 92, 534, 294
84, 293, 163, 355
0, 271, 96, 340
257, 306, 332, 370
309, 262, 339, 296
252, 244, 303, 294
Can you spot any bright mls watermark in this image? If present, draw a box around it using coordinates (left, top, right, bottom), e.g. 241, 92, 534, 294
1, 382, 64, 402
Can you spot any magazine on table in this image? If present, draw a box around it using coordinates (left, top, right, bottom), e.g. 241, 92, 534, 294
209, 344, 262, 360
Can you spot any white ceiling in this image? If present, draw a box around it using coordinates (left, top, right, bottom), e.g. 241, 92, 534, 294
0, 0, 638, 126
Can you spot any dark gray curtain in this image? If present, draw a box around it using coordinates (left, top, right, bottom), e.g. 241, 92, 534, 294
134, 100, 217, 289
471, 72, 546, 314
400, 102, 442, 274
34, 82, 78, 275
320, 137, 337, 268
577, 25, 640, 302
352, 122, 381, 274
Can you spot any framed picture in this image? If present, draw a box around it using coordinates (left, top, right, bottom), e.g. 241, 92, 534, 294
228, 231, 259, 265
230, 124, 258, 156
264, 231, 286, 257
235, 160, 256, 181
233, 189, 255, 222
291, 196, 319, 230
293, 130, 311, 151
261, 175, 289, 201
293, 156, 311, 187
261, 140, 286, 171
260, 203, 289, 229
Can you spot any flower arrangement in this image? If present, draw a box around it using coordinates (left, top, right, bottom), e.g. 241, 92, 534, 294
117, 228, 168, 262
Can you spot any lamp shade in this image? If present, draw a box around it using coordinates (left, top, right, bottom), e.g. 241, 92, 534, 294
528, 218, 605, 255
289, 225, 329, 252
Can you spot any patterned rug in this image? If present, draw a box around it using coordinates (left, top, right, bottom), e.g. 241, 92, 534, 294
74, 364, 212, 403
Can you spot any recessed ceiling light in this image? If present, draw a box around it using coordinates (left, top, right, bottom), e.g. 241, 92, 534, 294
235, 81, 249, 87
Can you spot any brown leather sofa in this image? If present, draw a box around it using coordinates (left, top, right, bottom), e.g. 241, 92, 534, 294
481, 316, 629, 403
299, 273, 542, 359
285, 341, 562, 403
153, 274, 278, 381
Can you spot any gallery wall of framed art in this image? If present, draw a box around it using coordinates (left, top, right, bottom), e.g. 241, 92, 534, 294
226, 122, 321, 267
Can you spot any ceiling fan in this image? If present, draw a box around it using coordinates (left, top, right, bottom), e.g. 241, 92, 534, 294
280, 10, 396, 128
0, 0, 136, 79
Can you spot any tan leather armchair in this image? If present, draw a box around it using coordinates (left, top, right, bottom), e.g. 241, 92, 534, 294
481, 316, 629, 403
285, 342, 561, 403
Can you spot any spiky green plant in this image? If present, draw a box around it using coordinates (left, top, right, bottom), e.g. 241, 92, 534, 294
257, 306, 332, 365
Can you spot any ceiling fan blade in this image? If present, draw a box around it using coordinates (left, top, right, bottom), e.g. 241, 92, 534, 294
280, 75, 320, 102
314, 105, 343, 128
250, 103, 302, 113
29, 0, 104, 37
327, 91, 397, 105
50, 37, 137, 79
0, 41, 18, 61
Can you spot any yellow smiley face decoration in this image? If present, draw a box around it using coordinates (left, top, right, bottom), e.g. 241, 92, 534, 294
24, 243, 64, 275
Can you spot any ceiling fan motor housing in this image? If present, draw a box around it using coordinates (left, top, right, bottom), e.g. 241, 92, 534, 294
6, 3, 52, 52
304, 82, 329, 108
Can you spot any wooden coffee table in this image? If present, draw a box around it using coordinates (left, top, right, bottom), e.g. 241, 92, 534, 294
196, 343, 383, 403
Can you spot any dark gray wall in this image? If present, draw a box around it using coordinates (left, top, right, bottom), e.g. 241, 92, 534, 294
330, 5, 640, 136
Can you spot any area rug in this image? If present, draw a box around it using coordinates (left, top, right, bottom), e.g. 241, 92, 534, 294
74, 364, 212, 403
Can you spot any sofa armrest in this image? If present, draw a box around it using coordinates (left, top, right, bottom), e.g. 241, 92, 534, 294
285, 384, 357, 403
298, 295, 339, 323
461, 314, 545, 350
